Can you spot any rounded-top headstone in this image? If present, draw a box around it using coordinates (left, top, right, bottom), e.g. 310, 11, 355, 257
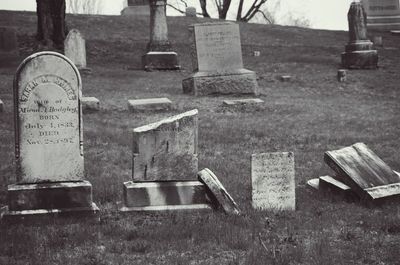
14, 51, 84, 183
64, 29, 87, 68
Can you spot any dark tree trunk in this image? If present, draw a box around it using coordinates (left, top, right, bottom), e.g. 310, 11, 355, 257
199, 0, 210, 18
218, 0, 231, 19
36, 0, 67, 50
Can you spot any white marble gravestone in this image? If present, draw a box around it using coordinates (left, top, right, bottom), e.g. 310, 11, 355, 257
64, 29, 90, 71
4, 51, 98, 220
251, 152, 295, 211
182, 22, 258, 96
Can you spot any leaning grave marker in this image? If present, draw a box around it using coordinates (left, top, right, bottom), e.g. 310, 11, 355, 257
251, 152, 295, 211
3, 51, 98, 220
182, 22, 258, 96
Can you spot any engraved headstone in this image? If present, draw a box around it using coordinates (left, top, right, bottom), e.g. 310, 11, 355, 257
182, 22, 258, 96
362, 0, 400, 29
64, 29, 90, 72
251, 152, 295, 211
132, 109, 198, 181
3, 51, 98, 220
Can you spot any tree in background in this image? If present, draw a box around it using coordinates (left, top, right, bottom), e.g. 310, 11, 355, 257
236, 0, 268, 22
36, 0, 67, 50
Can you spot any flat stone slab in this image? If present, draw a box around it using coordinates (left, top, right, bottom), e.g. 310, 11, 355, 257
82, 96, 100, 111
325, 142, 400, 201
122, 180, 212, 210
222, 98, 264, 106
128, 97, 172, 112
120, 204, 211, 212
132, 109, 198, 181
198, 168, 240, 215
0, 99, 3, 112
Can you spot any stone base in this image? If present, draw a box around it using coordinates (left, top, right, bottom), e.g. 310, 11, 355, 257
341, 50, 378, 69
128, 97, 172, 112
182, 69, 259, 96
142, 52, 180, 71
3, 181, 99, 222
121, 180, 212, 212
82, 96, 100, 111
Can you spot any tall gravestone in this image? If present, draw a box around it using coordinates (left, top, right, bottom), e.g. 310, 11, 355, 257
64, 29, 91, 73
362, 0, 400, 29
341, 2, 378, 69
182, 22, 258, 96
121, 0, 150, 16
251, 152, 295, 211
4, 51, 98, 220
0, 27, 19, 66
142, 0, 180, 70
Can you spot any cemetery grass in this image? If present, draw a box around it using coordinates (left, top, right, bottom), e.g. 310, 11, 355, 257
1, 10, 400, 264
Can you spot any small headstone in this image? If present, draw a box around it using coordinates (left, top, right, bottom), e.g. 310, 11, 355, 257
64, 29, 90, 72
251, 152, 295, 211
253, 51, 261, 57
0, 27, 19, 65
337, 69, 347, 82
222, 98, 264, 106
4, 51, 98, 220
182, 22, 258, 96
185, 6, 197, 17
372, 36, 383, 46
341, 2, 378, 69
127, 97, 172, 112
198, 168, 240, 215
280, 75, 291, 82
82, 96, 100, 111
325, 142, 400, 201
132, 109, 198, 181
0, 99, 3, 112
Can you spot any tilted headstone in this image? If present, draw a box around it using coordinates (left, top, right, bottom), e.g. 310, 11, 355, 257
251, 152, 295, 211
141, 0, 180, 70
4, 51, 98, 220
132, 109, 198, 181
0, 27, 19, 65
341, 2, 378, 69
182, 22, 258, 96
361, 0, 400, 29
64, 29, 90, 72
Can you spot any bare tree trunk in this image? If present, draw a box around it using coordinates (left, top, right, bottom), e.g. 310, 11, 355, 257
217, 0, 231, 19
199, 0, 210, 18
36, 0, 67, 50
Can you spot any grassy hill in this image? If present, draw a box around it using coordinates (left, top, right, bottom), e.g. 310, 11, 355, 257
1, 10, 400, 265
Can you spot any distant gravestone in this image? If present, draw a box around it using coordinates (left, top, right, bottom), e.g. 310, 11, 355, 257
362, 0, 400, 29
141, 0, 180, 70
341, 2, 378, 69
127, 97, 172, 112
251, 152, 295, 211
0, 27, 19, 65
132, 109, 198, 181
182, 22, 258, 96
64, 29, 91, 72
4, 51, 98, 219
186, 6, 197, 17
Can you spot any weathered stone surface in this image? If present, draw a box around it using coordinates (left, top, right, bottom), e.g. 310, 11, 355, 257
8, 181, 93, 211
182, 69, 258, 96
82, 96, 100, 111
198, 168, 240, 215
128, 97, 172, 112
362, 0, 400, 29
251, 152, 295, 211
122, 180, 211, 211
342, 2, 378, 69
186, 7, 197, 17
14, 51, 84, 183
64, 29, 87, 69
337, 69, 347, 82
142, 51, 180, 71
325, 142, 400, 201
0, 99, 3, 112
183, 22, 258, 95
132, 109, 198, 181
222, 98, 263, 106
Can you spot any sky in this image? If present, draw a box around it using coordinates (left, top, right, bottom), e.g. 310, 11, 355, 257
0, 0, 353, 30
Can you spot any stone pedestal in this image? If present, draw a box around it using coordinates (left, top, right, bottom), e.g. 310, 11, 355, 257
341, 2, 378, 69
3, 181, 99, 220
182, 69, 258, 96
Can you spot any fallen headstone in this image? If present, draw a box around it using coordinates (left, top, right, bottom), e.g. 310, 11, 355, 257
319, 175, 358, 200
198, 168, 240, 215
132, 109, 198, 181
325, 142, 400, 201
251, 152, 296, 211
182, 22, 258, 96
222, 98, 264, 106
120, 180, 212, 211
3, 51, 99, 221
82, 96, 100, 111
127, 97, 172, 112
